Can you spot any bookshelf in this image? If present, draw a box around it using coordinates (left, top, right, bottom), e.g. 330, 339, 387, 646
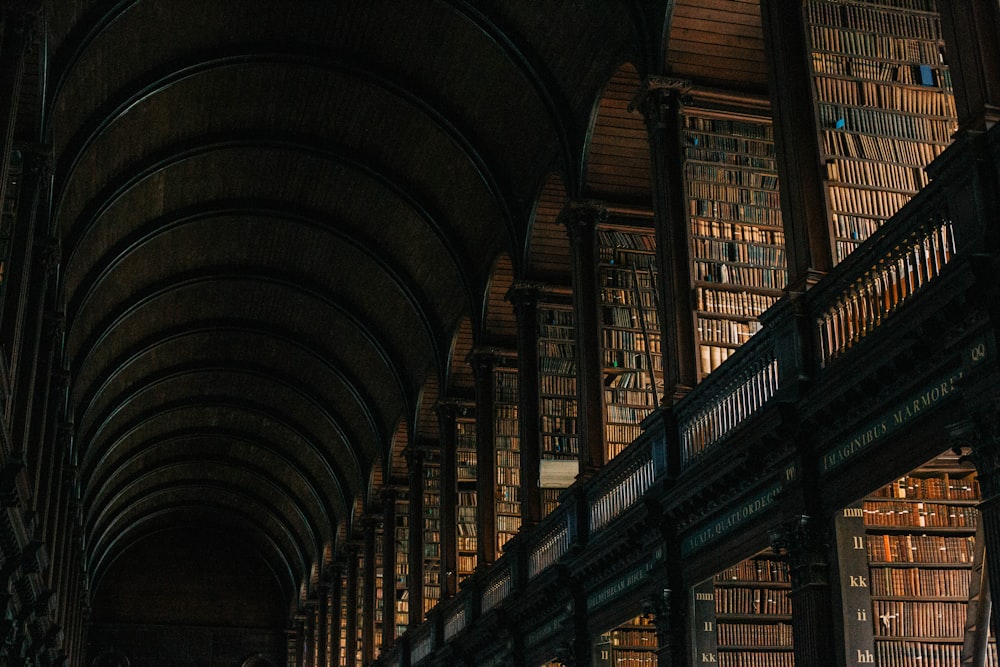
597, 224, 662, 460
456, 414, 478, 581
423, 454, 442, 616
682, 107, 786, 378
602, 615, 658, 666
861, 460, 996, 665
537, 302, 579, 516
713, 552, 794, 667
394, 494, 410, 638
805, 0, 958, 262
495, 361, 521, 555
375, 526, 385, 648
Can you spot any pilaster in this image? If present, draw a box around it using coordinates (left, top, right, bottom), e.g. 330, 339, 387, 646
508, 282, 543, 525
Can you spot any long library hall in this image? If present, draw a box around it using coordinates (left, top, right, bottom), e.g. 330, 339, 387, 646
1, 1, 1000, 666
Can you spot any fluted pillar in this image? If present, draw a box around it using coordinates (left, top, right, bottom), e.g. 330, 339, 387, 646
508, 282, 543, 525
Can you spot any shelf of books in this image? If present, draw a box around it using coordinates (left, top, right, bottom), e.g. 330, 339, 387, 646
805, 0, 958, 262
602, 615, 658, 666
712, 552, 794, 667
423, 454, 442, 616
860, 458, 997, 664
338, 567, 349, 666
456, 413, 478, 582
394, 494, 410, 639
597, 224, 662, 461
375, 526, 385, 648
538, 301, 579, 516
682, 107, 786, 379
495, 360, 521, 555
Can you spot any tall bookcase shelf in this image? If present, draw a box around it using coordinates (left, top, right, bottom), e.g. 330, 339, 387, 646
603, 615, 658, 666
860, 464, 996, 665
423, 455, 442, 616
805, 0, 958, 262
494, 361, 521, 554
394, 494, 410, 639
455, 414, 478, 582
712, 553, 794, 667
537, 301, 578, 516
682, 107, 786, 378
597, 224, 662, 461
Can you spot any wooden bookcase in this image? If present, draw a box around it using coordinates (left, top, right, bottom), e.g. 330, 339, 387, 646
455, 414, 478, 582
712, 553, 794, 667
422, 454, 442, 616
597, 223, 662, 460
604, 615, 658, 666
682, 106, 786, 378
394, 494, 410, 639
494, 361, 521, 554
537, 301, 579, 516
805, 0, 958, 262
861, 463, 996, 664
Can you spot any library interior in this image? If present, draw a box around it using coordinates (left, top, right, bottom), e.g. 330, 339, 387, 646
1, 0, 999, 665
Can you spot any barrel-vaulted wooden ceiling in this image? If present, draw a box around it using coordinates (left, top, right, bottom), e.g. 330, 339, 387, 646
41, 0, 769, 613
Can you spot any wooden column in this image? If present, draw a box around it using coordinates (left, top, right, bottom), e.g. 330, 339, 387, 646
406, 447, 426, 626
470, 350, 498, 566
345, 545, 360, 667
303, 605, 316, 667
938, 0, 1000, 132
362, 518, 377, 664
316, 583, 330, 667
294, 615, 306, 667
508, 282, 543, 526
759, 0, 834, 287
560, 201, 608, 474
769, 514, 837, 665
637, 80, 699, 402
329, 564, 344, 667
436, 403, 459, 598
380, 489, 398, 651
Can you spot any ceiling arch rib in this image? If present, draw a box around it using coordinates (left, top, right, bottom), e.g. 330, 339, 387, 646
66, 271, 413, 436
87, 460, 323, 564
88, 498, 306, 603
76, 362, 365, 491
72, 322, 387, 467
64, 201, 449, 389
79, 396, 357, 525
84, 430, 338, 545
53, 50, 513, 293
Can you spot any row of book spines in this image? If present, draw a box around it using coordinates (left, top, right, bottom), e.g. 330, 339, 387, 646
714, 588, 792, 615
539, 308, 574, 326
683, 133, 775, 158
603, 328, 659, 352
541, 416, 576, 434
541, 396, 577, 415
872, 600, 966, 638
866, 534, 975, 563
690, 199, 782, 227
602, 267, 657, 289
696, 287, 778, 318
688, 182, 782, 209
812, 51, 950, 86
807, 0, 942, 38
602, 651, 656, 667
457, 555, 477, 573
698, 317, 762, 346
818, 97, 955, 137
694, 261, 787, 289
686, 159, 779, 185
604, 388, 656, 408
692, 238, 787, 268
822, 128, 948, 166
606, 404, 653, 425
869, 565, 970, 598
870, 475, 980, 500
862, 500, 978, 528
700, 344, 737, 375
610, 629, 657, 646
690, 218, 784, 245
597, 229, 656, 253
876, 639, 997, 667
685, 147, 778, 173
717, 622, 793, 647
718, 652, 794, 667
825, 157, 929, 193
716, 559, 790, 583
684, 115, 774, 141
828, 184, 912, 220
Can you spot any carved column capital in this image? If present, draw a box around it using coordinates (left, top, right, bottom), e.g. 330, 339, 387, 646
558, 200, 608, 245
949, 398, 1000, 499
769, 514, 829, 592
